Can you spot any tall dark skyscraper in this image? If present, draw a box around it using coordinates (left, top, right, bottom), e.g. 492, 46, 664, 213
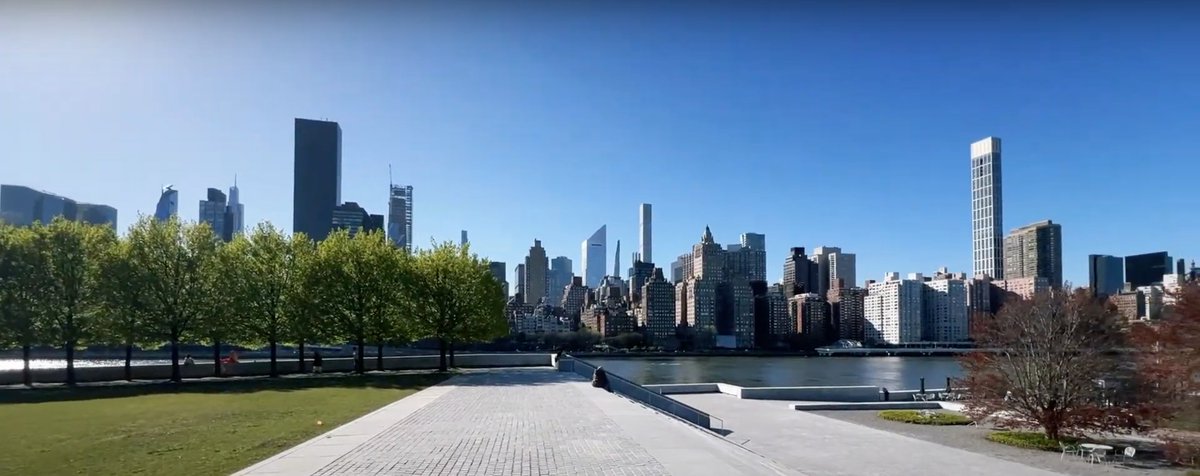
293, 118, 342, 241
1125, 251, 1171, 288
1088, 254, 1124, 298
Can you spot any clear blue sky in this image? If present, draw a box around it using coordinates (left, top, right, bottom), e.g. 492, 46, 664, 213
3, 1, 1198, 287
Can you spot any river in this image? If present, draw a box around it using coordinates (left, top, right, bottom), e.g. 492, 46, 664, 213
582, 356, 963, 389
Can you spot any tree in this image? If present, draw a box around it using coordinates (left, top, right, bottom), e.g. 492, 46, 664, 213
284, 232, 320, 373
194, 232, 241, 377
1132, 282, 1200, 465
960, 288, 1132, 440
0, 225, 43, 386
232, 224, 304, 377
127, 216, 219, 382
32, 218, 116, 385
95, 237, 151, 381
311, 230, 407, 374
411, 242, 507, 371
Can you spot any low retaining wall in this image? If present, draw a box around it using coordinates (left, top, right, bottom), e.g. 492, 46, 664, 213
559, 358, 715, 431
0, 353, 552, 385
791, 401, 944, 411
647, 382, 884, 402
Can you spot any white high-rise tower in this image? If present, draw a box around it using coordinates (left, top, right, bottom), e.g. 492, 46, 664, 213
639, 203, 652, 264
581, 225, 606, 288
971, 137, 1004, 279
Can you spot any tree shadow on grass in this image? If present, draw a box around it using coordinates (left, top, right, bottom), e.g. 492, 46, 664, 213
0, 371, 452, 404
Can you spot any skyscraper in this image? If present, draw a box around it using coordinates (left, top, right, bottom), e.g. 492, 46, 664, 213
524, 240, 549, 305
388, 184, 413, 251
154, 185, 178, 222
331, 202, 375, 237
488, 261, 508, 297
728, 233, 766, 282
1002, 220, 1063, 288
293, 118, 342, 241
75, 203, 117, 230
1125, 251, 1171, 288
922, 275, 969, 342
549, 256, 573, 306
782, 247, 817, 296
740, 233, 766, 251
864, 272, 924, 345
643, 268, 675, 346
581, 225, 606, 288
515, 264, 526, 297
971, 137, 1004, 279
198, 188, 228, 240
828, 252, 857, 290
227, 176, 244, 238
613, 240, 621, 277
461, 230, 468, 246
1, 184, 115, 230
639, 203, 652, 264
810, 246, 842, 297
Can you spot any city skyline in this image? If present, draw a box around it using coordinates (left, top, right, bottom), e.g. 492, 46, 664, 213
4, 3, 1198, 286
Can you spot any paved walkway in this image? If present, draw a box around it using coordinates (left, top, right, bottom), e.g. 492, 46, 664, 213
672, 393, 1066, 476
236, 368, 790, 476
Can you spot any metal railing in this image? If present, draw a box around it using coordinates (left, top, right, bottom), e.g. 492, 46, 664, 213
559, 356, 723, 432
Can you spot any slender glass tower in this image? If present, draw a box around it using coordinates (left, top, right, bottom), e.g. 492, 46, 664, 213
971, 137, 1003, 279
581, 225, 606, 288
639, 203, 652, 264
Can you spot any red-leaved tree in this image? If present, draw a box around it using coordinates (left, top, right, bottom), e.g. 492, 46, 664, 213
1132, 282, 1200, 466
960, 288, 1136, 440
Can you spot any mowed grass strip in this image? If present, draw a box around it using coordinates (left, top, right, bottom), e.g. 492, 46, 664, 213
0, 373, 447, 476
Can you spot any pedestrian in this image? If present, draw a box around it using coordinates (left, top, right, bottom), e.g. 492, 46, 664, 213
312, 351, 323, 374
591, 366, 610, 391
184, 354, 195, 366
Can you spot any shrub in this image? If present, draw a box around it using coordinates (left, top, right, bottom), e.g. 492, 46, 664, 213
878, 410, 972, 425
986, 431, 1079, 452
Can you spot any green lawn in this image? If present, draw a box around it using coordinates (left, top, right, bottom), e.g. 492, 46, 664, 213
0, 373, 447, 475
878, 409, 972, 425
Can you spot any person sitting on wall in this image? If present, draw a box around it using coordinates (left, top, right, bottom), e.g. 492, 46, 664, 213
591, 366, 610, 391
184, 354, 195, 366
312, 351, 323, 374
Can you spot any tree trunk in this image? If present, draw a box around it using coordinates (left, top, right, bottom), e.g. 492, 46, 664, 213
65, 339, 77, 386
298, 341, 306, 374
22, 343, 32, 386
170, 337, 181, 382
376, 343, 384, 371
355, 337, 365, 374
449, 341, 456, 368
269, 340, 278, 377
124, 343, 133, 381
438, 339, 448, 372
212, 340, 222, 377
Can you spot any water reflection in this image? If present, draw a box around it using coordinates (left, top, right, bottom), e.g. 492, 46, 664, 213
586, 356, 963, 389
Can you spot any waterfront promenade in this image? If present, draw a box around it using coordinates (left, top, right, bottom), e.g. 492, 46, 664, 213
236, 368, 790, 476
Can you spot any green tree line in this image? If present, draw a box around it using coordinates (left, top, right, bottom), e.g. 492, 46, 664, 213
0, 216, 507, 384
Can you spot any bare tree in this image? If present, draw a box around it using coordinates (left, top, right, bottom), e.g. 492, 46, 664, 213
960, 288, 1134, 440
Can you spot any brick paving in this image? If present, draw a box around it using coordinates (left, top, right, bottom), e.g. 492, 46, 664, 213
313, 370, 668, 476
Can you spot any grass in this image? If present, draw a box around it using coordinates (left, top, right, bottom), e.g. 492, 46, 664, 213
878, 409, 972, 425
0, 372, 447, 475
986, 430, 1080, 452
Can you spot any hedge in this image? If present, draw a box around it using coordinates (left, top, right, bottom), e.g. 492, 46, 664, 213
986, 431, 1080, 452
877, 410, 972, 425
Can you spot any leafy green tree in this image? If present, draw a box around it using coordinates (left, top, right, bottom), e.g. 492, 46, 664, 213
411, 242, 507, 371
284, 232, 321, 373
32, 218, 117, 385
194, 231, 242, 377
95, 237, 151, 381
0, 225, 43, 385
127, 216, 219, 382
311, 229, 407, 373
233, 224, 310, 377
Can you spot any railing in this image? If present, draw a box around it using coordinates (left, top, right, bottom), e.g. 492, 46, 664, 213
559, 356, 723, 432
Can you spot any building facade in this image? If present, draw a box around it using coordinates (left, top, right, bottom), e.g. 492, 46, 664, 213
581, 225, 606, 288
549, 256, 573, 306
828, 251, 857, 290
330, 202, 376, 236
515, 264, 526, 297
971, 137, 1004, 279
198, 188, 228, 240
524, 240, 549, 305
643, 268, 675, 346
1003, 220, 1063, 288
791, 293, 829, 346
922, 277, 969, 342
227, 177, 244, 238
489, 261, 508, 297
0, 184, 116, 230
561, 276, 589, 329
639, 203, 652, 264
829, 285, 867, 342
1125, 251, 1171, 288
293, 118, 341, 241
155, 185, 178, 222
782, 247, 817, 296
864, 273, 924, 345
1088, 254, 1125, 298
387, 184, 414, 251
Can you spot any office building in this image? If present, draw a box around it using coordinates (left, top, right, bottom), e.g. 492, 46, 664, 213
923, 276, 969, 342
1088, 254, 1125, 298
549, 256, 573, 306
829, 285, 867, 342
561, 277, 589, 328
0, 184, 116, 230
965, 276, 994, 316
643, 268, 676, 345
671, 253, 693, 283
581, 225, 606, 288
766, 284, 793, 340
629, 260, 655, 301
524, 240, 549, 305
993, 276, 1051, 302
155, 185, 178, 222
639, 203, 652, 264
515, 264, 526, 297
198, 188, 228, 240
227, 177, 244, 238
1125, 252, 1171, 288
489, 261, 508, 297
387, 184, 413, 251
971, 137, 1004, 279
613, 240, 621, 277
293, 118, 341, 241
1110, 290, 1142, 323
782, 247, 817, 296
741, 233, 766, 251
1003, 220, 1063, 288
727, 234, 766, 282
719, 278, 756, 348
810, 247, 842, 297
828, 252, 857, 290
331, 202, 379, 237
864, 273, 924, 345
